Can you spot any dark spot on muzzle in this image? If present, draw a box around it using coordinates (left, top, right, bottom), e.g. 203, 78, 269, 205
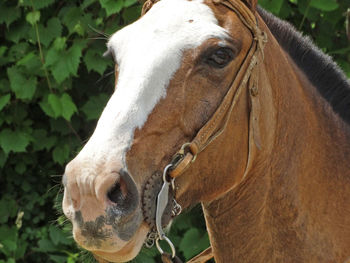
75, 211, 112, 248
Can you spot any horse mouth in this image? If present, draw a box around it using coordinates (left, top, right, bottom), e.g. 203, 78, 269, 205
90, 222, 149, 263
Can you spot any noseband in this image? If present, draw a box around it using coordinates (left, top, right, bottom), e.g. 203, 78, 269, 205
141, 0, 267, 262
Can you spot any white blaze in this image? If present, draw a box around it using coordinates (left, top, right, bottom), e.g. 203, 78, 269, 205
77, 0, 227, 167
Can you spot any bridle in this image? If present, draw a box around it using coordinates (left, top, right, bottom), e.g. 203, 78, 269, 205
141, 0, 268, 262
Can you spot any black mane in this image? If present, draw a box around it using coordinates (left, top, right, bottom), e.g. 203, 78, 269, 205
258, 7, 350, 125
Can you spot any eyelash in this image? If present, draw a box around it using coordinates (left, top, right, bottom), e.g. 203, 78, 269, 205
204, 47, 236, 68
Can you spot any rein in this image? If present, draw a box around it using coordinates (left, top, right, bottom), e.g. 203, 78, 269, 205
141, 0, 267, 262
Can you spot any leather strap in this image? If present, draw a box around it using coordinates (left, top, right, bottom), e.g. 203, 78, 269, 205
168, 0, 267, 179
187, 247, 213, 263
168, 2, 267, 261
161, 247, 213, 263
161, 253, 184, 263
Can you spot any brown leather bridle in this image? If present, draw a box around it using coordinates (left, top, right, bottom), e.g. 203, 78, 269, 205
141, 0, 267, 262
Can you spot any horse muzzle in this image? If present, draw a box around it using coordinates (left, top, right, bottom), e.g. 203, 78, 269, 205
62, 160, 148, 261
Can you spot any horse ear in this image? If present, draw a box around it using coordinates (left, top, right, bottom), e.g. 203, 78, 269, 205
242, 0, 258, 11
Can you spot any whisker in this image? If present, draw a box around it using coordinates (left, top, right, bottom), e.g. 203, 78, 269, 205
88, 24, 109, 38
47, 183, 61, 194
88, 37, 108, 41
51, 174, 63, 178
95, 70, 114, 84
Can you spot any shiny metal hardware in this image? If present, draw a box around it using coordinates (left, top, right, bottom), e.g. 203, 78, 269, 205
156, 235, 176, 259
155, 164, 177, 258
145, 231, 158, 248
172, 199, 182, 217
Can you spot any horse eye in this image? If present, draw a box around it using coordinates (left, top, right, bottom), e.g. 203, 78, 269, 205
206, 47, 235, 68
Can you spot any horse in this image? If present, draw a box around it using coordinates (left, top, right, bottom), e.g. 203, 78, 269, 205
62, 0, 350, 262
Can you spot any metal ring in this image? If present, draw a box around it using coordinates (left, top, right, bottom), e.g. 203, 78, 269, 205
144, 231, 158, 248
180, 142, 198, 163
162, 164, 173, 182
156, 235, 176, 258
180, 142, 191, 152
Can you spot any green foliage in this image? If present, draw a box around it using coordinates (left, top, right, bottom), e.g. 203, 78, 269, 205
0, 0, 348, 262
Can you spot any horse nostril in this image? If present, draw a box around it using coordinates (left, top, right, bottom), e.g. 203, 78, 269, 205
108, 183, 122, 203
107, 178, 128, 204
106, 169, 139, 214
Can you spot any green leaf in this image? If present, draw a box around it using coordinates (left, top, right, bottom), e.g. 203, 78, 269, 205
40, 93, 77, 120
66, 43, 84, 77
0, 94, 11, 112
0, 129, 31, 154
0, 150, 7, 168
0, 199, 16, 224
0, 2, 21, 27
26, 10, 41, 26
39, 99, 56, 118
49, 42, 85, 83
124, 0, 137, 8
310, 0, 339, 11
60, 93, 78, 121
52, 143, 70, 165
8, 42, 30, 61
0, 226, 17, 243
48, 94, 62, 118
21, 0, 55, 9
16, 52, 41, 71
49, 226, 71, 246
179, 228, 210, 260
84, 49, 110, 74
16, 52, 36, 66
50, 255, 67, 263
73, 23, 85, 36
32, 129, 57, 151
100, 0, 124, 16
7, 67, 37, 100
337, 59, 350, 78
122, 5, 141, 23
82, 0, 98, 9
2, 240, 17, 253
40, 17, 62, 47
5, 23, 31, 43
35, 238, 56, 252
60, 7, 84, 35
14, 240, 27, 259
53, 37, 67, 51
45, 47, 60, 67
0, 226, 18, 257
50, 59, 70, 83
259, 0, 284, 14
81, 93, 109, 120
0, 46, 8, 66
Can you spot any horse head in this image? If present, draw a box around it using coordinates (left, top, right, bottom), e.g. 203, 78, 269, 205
62, 0, 263, 261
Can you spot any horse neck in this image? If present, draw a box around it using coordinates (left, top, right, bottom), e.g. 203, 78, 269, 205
202, 22, 350, 262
